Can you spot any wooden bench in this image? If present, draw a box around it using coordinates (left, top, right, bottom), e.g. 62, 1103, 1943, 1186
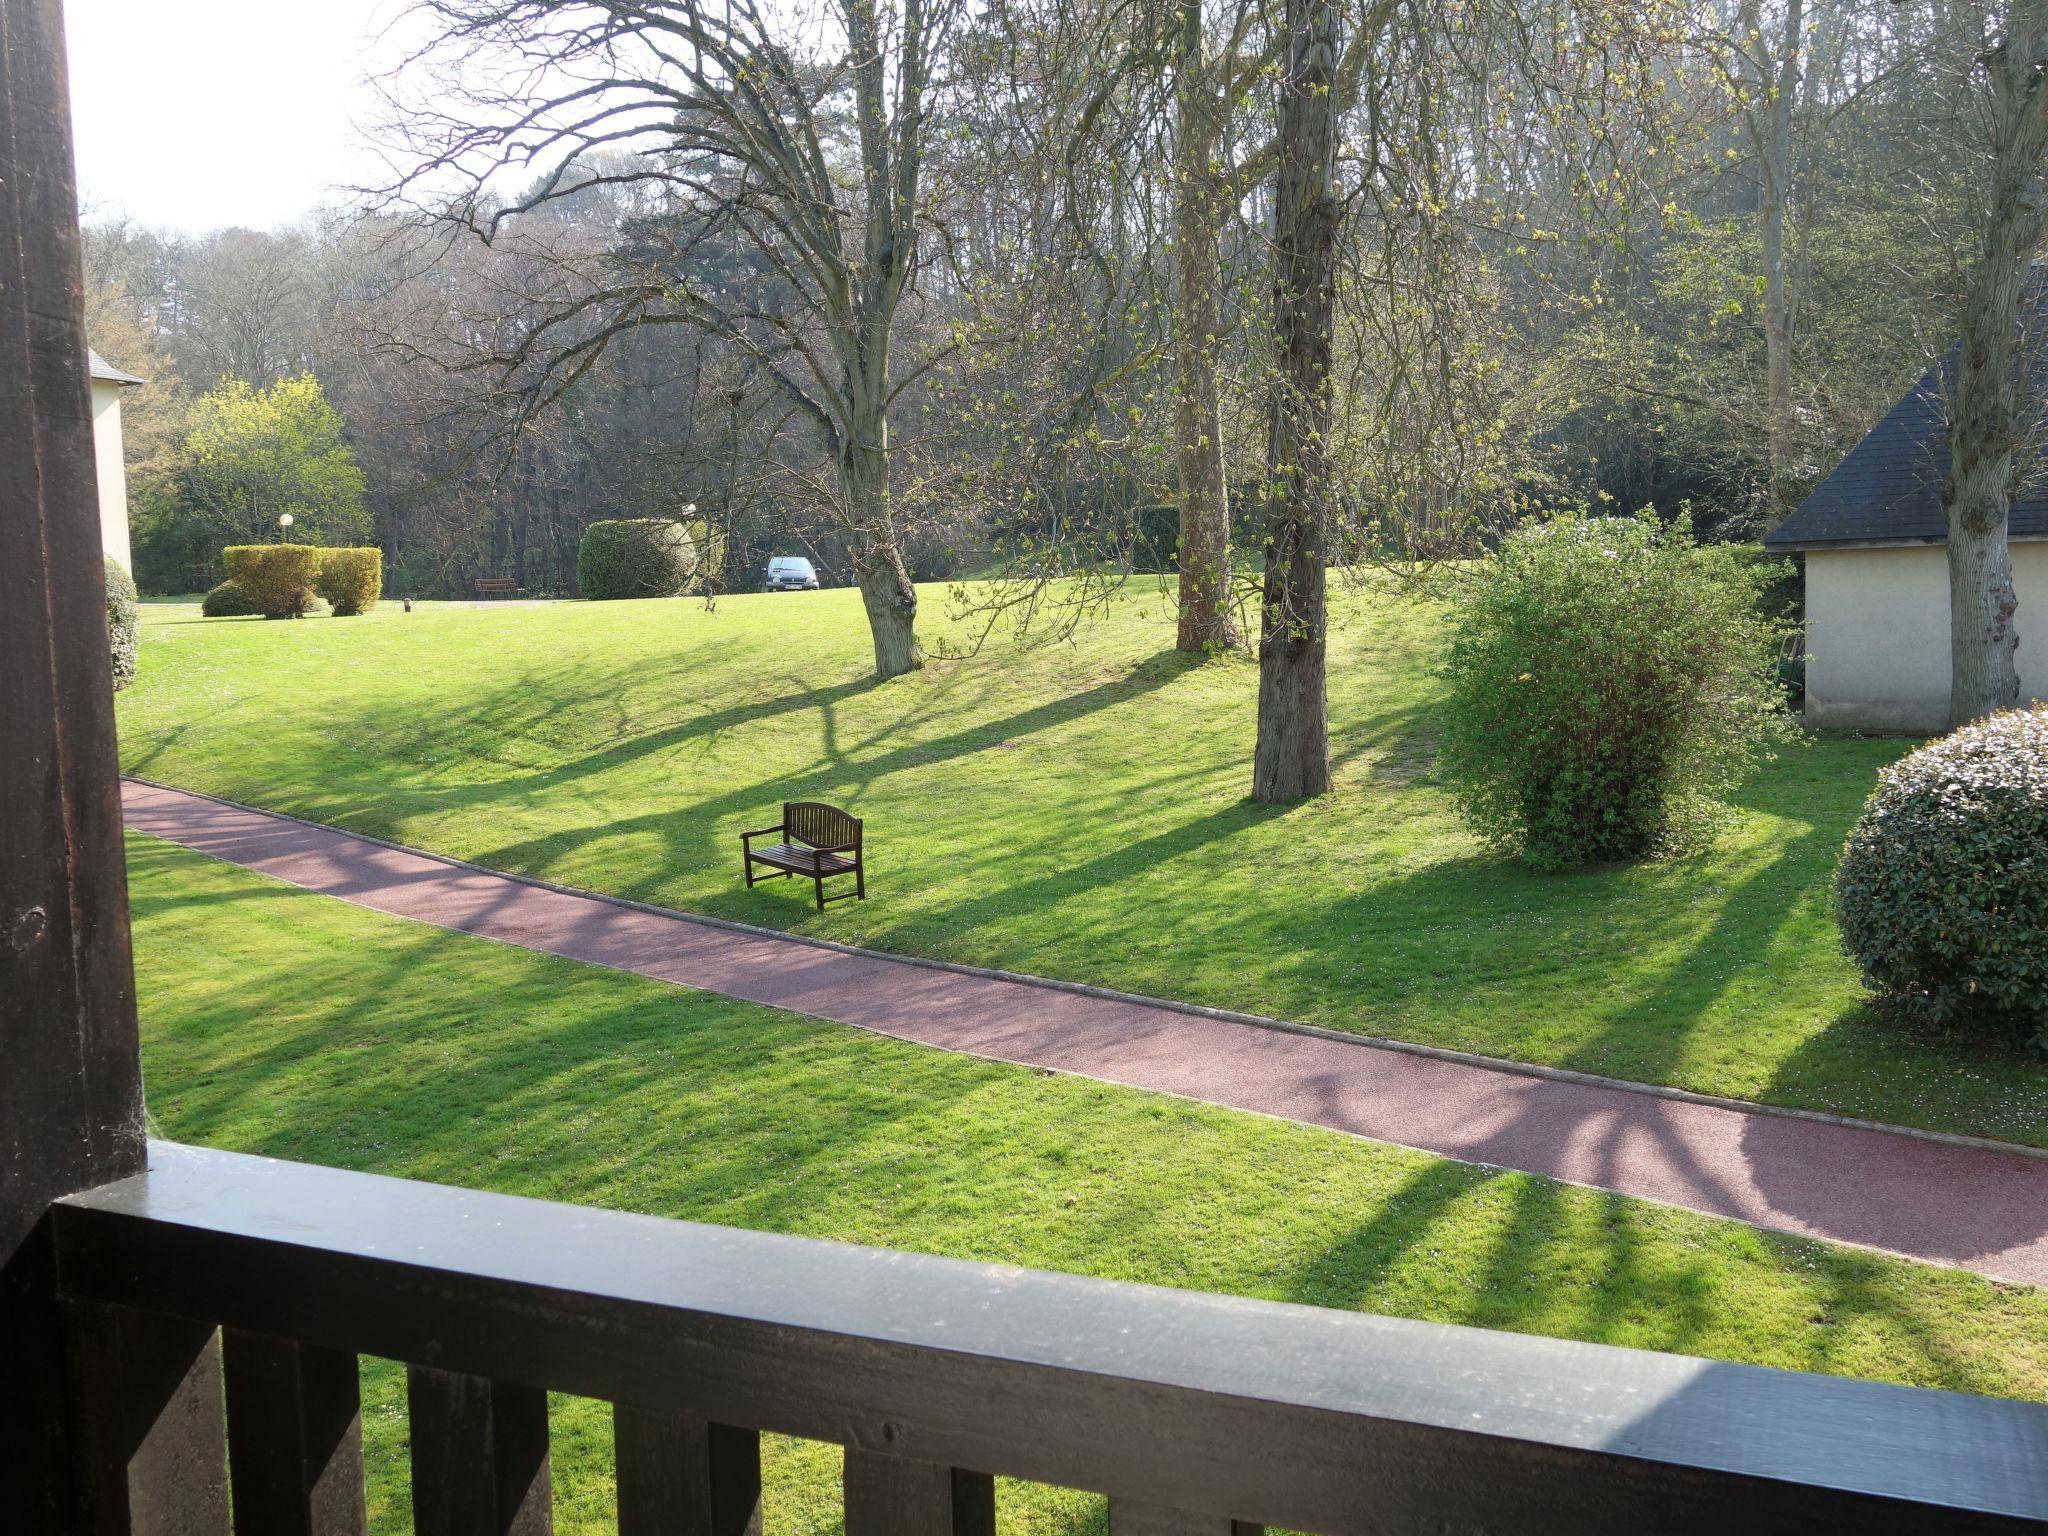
474, 577, 524, 599
742, 801, 865, 910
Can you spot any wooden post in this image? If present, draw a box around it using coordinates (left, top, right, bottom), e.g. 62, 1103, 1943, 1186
407, 1367, 553, 1536
0, 0, 151, 1530
613, 1406, 760, 1536
223, 1331, 367, 1536
842, 1450, 994, 1536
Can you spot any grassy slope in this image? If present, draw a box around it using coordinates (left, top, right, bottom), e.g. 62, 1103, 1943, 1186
118, 586, 2047, 1145
128, 835, 2048, 1535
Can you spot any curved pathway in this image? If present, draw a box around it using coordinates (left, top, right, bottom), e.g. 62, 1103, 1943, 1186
122, 778, 2048, 1288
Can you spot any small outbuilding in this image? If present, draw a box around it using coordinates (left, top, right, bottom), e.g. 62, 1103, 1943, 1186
1765, 370, 2047, 733
88, 348, 145, 573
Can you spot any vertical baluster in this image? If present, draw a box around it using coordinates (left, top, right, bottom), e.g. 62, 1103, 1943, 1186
842, 1447, 994, 1536
63, 1301, 231, 1535
222, 1330, 366, 1536
613, 1405, 761, 1535
406, 1366, 552, 1536
1107, 1499, 1263, 1535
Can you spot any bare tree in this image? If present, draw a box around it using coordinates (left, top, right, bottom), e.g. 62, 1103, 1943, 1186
1945, 0, 2048, 722
385, 0, 968, 678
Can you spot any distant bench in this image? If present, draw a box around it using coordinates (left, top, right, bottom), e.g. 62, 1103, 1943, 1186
742, 801, 866, 910
474, 578, 524, 599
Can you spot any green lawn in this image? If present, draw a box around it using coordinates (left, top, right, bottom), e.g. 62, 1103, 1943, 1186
117, 584, 2047, 1145
127, 834, 2048, 1535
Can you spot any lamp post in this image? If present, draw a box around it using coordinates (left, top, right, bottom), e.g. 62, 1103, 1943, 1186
277, 512, 294, 543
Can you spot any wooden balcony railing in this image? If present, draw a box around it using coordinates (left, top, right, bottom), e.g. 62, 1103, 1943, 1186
49, 1141, 2048, 1535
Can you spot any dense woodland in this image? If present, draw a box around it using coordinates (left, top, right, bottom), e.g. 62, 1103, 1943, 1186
83, 0, 2020, 644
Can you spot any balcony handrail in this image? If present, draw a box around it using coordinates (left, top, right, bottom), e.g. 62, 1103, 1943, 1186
51, 1141, 2048, 1533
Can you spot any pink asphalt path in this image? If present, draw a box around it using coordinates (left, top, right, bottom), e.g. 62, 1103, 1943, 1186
122, 778, 2048, 1289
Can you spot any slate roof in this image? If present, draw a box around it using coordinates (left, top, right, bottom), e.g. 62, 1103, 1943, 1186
1765, 366, 2048, 551
88, 349, 145, 387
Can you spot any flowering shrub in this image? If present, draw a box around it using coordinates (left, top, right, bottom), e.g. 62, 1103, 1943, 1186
1836, 707, 2048, 1049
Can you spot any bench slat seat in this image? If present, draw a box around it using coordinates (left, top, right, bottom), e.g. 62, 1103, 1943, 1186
748, 843, 856, 876
741, 802, 866, 910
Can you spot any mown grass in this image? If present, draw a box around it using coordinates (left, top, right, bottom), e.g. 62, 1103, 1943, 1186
118, 583, 2047, 1144
127, 834, 2048, 1534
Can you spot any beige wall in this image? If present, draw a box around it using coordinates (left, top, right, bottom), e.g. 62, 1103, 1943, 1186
90, 377, 132, 573
1805, 541, 2048, 734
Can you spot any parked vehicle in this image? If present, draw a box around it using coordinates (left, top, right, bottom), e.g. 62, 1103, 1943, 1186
765, 555, 820, 591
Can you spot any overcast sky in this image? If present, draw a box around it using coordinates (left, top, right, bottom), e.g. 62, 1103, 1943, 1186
67, 0, 403, 233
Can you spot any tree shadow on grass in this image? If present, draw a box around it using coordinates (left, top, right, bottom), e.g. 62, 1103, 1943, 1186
429, 650, 1209, 897
1756, 1001, 2048, 1149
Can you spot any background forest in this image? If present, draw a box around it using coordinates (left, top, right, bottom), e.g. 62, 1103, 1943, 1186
83, 0, 1985, 606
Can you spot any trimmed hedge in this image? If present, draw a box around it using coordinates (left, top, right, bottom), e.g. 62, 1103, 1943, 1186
1835, 706, 2048, 1049
316, 547, 383, 616
222, 544, 322, 619
1438, 513, 1783, 869
105, 557, 138, 692
578, 519, 698, 600
200, 580, 262, 617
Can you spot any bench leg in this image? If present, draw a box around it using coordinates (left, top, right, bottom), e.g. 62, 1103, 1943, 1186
812, 874, 826, 912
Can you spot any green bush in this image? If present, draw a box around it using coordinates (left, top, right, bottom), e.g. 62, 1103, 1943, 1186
200, 580, 262, 617
1438, 513, 1783, 869
222, 544, 322, 618
1835, 706, 2048, 1049
316, 547, 383, 616
578, 519, 698, 600
105, 557, 138, 692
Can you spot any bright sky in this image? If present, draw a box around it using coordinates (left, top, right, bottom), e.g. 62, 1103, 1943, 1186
66, 0, 403, 233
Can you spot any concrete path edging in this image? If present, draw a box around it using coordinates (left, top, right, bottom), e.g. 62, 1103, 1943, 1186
121, 777, 2048, 1288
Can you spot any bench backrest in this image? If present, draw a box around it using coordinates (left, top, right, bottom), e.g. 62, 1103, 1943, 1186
476, 578, 518, 591
786, 801, 860, 851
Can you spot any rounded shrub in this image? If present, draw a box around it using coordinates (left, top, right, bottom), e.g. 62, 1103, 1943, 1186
578, 519, 698, 600
316, 547, 384, 616
1835, 707, 2048, 1049
105, 557, 138, 692
1438, 513, 1783, 869
200, 580, 262, 617
222, 544, 323, 618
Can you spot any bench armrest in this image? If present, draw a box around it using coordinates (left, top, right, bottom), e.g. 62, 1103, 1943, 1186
740, 824, 785, 845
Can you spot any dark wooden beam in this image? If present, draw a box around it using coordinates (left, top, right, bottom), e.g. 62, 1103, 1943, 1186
223, 1330, 366, 1536
53, 1144, 2048, 1536
407, 1366, 553, 1536
1109, 1499, 1262, 1536
62, 1302, 230, 1536
0, 0, 149, 1530
842, 1450, 995, 1536
613, 1406, 760, 1536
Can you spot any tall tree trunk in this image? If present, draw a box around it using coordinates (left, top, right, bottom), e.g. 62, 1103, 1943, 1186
1759, 0, 1805, 522
1945, 0, 2048, 725
843, 421, 922, 679
1252, 0, 1339, 803
1173, 0, 1238, 652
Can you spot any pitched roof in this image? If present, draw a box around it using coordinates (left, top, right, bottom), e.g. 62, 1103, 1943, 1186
88, 349, 146, 387
1765, 366, 2048, 551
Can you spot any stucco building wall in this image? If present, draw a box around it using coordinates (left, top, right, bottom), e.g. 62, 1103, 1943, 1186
90, 376, 132, 573
1804, 540, 2048, 733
